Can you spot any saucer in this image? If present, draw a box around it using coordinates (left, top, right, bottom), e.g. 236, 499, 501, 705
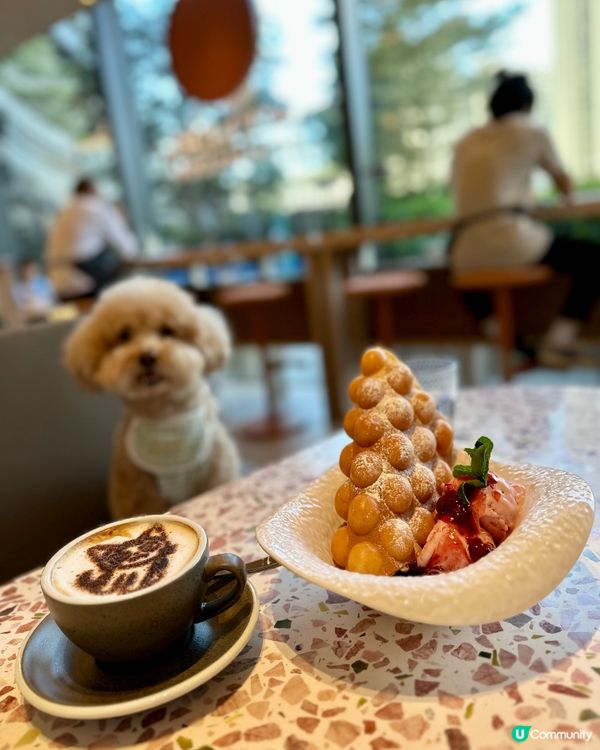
16, 581, 259, 720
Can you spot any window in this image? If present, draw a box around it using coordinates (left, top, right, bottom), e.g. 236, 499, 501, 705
359, 0, 600, 257
0, 11, 118, 261
115, 0, 350, 253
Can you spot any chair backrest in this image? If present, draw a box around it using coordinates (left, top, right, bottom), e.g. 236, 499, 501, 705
0, 263, 23, 329
0, 320, 120, 582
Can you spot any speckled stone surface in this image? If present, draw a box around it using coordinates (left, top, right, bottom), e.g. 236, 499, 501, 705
1, 386, 599, 750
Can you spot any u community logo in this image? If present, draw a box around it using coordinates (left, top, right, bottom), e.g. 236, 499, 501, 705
512, 726, 531, 742
511, 725, 593, 743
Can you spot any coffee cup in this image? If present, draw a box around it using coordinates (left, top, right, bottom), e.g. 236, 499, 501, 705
41, 514, 247, 662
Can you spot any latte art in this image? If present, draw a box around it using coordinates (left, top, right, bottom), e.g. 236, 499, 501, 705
76, 524, 176, 595
51, 520, 199, 600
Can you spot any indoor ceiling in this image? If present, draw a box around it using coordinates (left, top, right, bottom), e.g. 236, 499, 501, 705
0, 0, 85, 58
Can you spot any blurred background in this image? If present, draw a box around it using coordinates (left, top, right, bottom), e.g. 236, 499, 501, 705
1, 0, 600, 471
3, 0, 600, 264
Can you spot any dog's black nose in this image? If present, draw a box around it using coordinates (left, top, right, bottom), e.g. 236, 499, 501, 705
139, 352, 157, 368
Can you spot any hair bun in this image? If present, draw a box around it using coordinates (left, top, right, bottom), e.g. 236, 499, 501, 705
495, 70, 529, 87
489, 70, 534, 118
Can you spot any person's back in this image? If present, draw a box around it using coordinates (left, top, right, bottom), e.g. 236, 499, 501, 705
12, 260, 55, 322
46, 178, 137, 300
451, 113, 564, 270
450, 71, 600, 367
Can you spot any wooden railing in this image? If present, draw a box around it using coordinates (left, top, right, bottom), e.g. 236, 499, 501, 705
131, 197, 600, 270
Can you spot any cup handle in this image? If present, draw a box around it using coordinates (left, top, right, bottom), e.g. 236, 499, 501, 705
195, 553, 247, 622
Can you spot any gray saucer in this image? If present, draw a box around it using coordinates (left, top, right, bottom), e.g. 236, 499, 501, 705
16, 582, 258, 720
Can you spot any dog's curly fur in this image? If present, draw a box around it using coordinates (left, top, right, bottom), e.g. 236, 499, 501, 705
64, 277, 240, 519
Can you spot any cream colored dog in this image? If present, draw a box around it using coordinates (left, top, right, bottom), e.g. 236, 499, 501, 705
65, 277, 240, 519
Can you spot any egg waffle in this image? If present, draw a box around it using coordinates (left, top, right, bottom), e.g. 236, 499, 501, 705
331, 348, 455, 575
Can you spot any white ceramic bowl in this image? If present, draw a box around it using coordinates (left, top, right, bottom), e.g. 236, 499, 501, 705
256, 460, 594, 625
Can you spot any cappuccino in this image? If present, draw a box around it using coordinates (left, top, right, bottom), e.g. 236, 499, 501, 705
50, 519, 199, 600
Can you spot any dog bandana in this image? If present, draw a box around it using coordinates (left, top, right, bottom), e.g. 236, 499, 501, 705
125, 405, 216, 505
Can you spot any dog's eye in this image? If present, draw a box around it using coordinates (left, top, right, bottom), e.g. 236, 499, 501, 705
116, 327, 131, 344
159, 325, 176, 338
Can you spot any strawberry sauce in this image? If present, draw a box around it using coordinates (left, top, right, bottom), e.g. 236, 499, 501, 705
435, 481, 494, 562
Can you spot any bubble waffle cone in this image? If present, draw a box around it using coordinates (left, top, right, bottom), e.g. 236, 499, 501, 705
331, 347, 455, 576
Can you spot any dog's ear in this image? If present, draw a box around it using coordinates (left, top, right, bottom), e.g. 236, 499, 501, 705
63, 316, 102, 391
193, 305, 232, 374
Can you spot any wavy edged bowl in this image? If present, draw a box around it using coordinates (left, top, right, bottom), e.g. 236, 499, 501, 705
256, 460, 594, 625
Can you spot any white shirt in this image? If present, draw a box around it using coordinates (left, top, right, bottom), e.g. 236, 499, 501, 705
450, 113, 566, 271
46, 194, 138, 296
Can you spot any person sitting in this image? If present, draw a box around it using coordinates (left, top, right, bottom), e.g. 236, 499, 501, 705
450, 71, 599, 367
12, 259, 56, 323
46, 178, 138, 302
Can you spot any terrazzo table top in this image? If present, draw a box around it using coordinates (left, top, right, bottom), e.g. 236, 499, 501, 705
1, 386, 599, 750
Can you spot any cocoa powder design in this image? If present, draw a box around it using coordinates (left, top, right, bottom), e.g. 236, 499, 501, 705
75, 524, 177, 595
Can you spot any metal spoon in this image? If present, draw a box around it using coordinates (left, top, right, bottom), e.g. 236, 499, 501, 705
211, 555, 280, 585
245, 555, 280, 575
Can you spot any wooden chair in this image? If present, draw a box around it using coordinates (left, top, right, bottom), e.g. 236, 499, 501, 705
344, 269, 428, 346
452, 265, 553, 380
214, 281, 299, 438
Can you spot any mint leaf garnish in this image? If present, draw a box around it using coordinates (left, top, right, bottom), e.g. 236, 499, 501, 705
453, 436, 494, 506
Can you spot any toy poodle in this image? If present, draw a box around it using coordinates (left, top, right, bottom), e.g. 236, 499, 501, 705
64, 276, 240, 519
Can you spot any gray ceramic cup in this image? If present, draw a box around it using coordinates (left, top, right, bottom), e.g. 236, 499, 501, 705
41, 515, 246, 663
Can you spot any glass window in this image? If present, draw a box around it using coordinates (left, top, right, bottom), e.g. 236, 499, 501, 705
0, 11, 118, 262
359, 0, 600, 258
115, 0, 350, 258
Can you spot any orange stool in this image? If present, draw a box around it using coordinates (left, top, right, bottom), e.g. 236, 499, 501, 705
453, 265, 553, 381
344, 270, 428, 347
214, 281, 300, 438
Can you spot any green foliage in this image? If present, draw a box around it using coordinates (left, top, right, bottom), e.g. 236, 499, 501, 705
0, 20, 103, 139
378, 188, 452, 257
364, 1, 511, 151
313, 0, 517, 236
381, 188, 452, 221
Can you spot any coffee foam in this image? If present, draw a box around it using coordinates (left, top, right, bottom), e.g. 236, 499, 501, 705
50, 519, 200, 600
